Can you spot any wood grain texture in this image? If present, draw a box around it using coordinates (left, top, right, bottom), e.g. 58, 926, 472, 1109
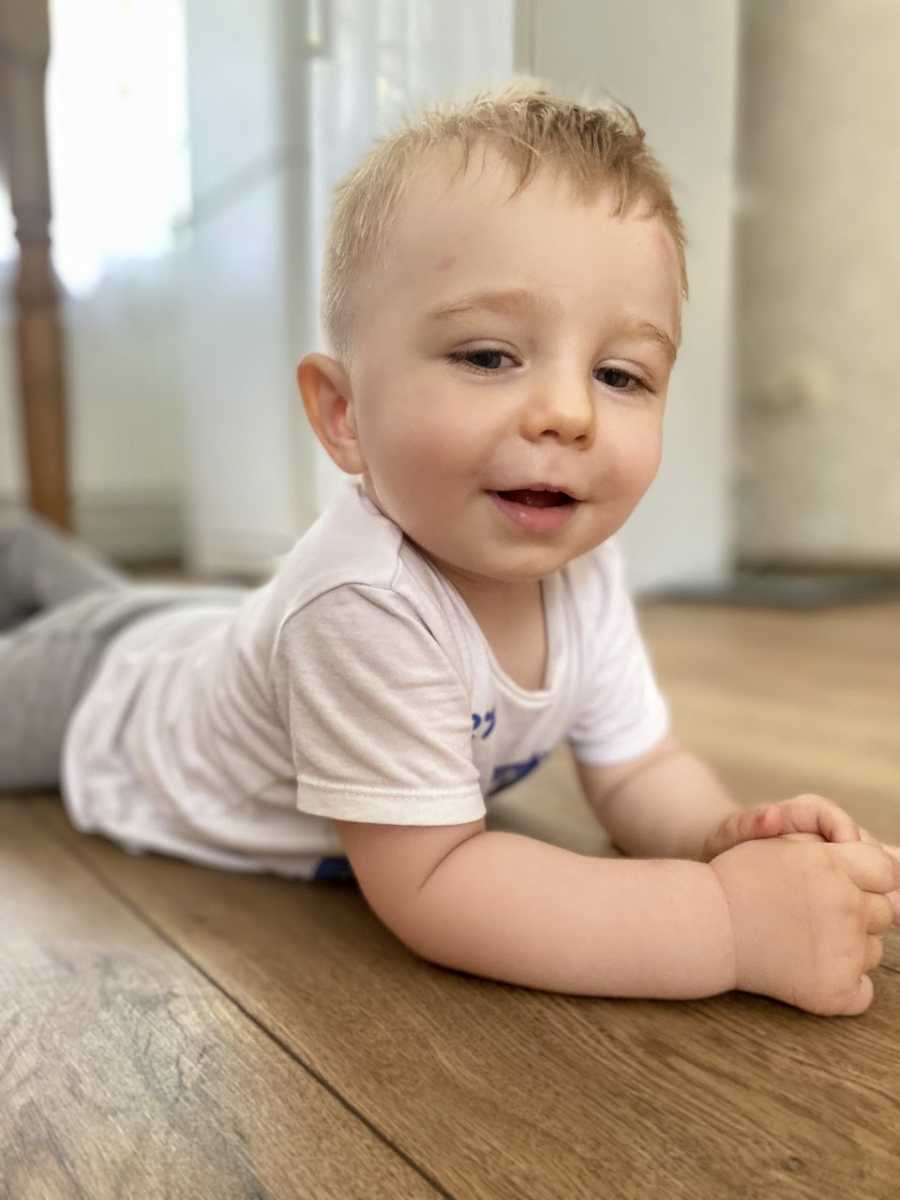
639, 601, 900, 839
51, 836, 900, 1195
0, 803, 441, 1200
4, 600, 900, 1198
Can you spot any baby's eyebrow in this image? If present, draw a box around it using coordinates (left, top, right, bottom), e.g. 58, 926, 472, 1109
426, 289, 679, 362
627, 320, 679, 363
425, 287, 551, 323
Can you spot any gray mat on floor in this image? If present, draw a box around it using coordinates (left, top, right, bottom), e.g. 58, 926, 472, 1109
653, 572, 900, 610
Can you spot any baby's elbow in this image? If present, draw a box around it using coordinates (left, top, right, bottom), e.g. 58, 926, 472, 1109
333, 815, 486, 963
387, 913, 476, 979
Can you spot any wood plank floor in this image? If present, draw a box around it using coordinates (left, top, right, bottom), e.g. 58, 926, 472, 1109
3, 600, 899, 1198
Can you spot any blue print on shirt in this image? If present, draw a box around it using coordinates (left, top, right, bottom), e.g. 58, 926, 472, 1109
487, 751, 549, 797
471, 708, 496, 739
313, 856, 356, 883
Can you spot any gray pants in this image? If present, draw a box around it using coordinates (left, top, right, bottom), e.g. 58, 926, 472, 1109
0, 514, 246, 791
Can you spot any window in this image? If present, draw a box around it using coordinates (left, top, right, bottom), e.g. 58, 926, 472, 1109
0, 0, 191, 295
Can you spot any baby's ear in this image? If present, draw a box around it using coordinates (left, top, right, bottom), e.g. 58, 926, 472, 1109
296, 353, 363, 474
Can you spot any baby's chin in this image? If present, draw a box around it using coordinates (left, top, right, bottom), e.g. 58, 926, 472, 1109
416, 541, 586, 591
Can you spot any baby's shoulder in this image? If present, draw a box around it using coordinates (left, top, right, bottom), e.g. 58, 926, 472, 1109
267, 482, 407, 611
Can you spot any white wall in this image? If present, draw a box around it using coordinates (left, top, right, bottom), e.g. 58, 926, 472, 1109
523, 0, 738, 590
736, 0, 900, 566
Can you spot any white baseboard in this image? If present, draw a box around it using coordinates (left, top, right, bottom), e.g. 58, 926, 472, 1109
187, 525, 298, 582
0, 490, 183, 564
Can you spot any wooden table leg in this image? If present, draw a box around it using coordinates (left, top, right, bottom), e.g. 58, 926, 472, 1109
1, 0, 70, 530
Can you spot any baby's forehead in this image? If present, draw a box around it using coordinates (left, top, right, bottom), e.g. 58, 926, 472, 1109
387, 149, 514, 246
349, 143, 681, 348
397, 143, 568, 224
379, 147, 589, 275
379, 153, 666, 297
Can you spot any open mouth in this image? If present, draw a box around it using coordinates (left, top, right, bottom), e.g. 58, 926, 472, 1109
487, 486, 579, 534
492, 488, 575, 508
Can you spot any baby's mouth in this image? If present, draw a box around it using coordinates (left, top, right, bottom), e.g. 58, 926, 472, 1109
491, 488, 576, 508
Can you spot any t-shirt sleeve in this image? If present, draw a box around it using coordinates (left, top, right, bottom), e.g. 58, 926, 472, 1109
270, 584, 485, 825
566, 540, 670, 765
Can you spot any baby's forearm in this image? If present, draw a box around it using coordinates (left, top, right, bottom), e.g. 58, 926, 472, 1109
594, 749, 740, 861
402, 830, 735, 999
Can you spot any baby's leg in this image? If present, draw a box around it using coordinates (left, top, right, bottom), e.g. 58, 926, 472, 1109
0, 590, 142, 791
0, 511, 125, 630
0, 584, 248, 792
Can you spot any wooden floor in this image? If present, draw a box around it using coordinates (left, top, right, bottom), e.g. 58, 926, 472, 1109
3, 600, 900, 1198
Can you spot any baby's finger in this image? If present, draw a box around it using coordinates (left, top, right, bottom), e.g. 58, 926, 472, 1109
864, 936, 884, 974
857, 829, 900, 869
833, 841, 900, 893
788, 794, 860, 843
860, 833, 900, 877
864, 893, 896, 935
704, 806, 780, 859
833, 973, 874, 1017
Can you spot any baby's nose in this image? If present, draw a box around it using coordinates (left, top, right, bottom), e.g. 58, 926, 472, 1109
521, 383, 595, 445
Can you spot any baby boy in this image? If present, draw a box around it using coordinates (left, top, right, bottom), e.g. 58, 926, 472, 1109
3, 81, 899, 1016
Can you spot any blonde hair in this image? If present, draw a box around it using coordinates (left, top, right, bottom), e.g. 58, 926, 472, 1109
322, 78, 687, 362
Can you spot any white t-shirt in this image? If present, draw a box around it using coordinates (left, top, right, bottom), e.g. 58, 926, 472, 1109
62, 480, 669, 879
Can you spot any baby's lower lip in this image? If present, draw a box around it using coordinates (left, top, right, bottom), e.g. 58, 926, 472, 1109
487, 490, 579, 534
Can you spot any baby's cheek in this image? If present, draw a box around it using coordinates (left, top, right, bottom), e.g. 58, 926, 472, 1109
369, 440, 449, 528
618, 432, 662, 498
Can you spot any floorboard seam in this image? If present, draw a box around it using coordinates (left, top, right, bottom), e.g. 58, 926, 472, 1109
45, 818, 457, 1200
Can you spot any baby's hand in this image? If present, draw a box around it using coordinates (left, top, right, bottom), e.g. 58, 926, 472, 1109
702, 794, 861, 862
711, 837, 900, 1016
858, 828, 900, 871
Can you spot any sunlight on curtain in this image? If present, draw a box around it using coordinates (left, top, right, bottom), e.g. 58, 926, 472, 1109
38, 0, 191, 294
0, 0, 193, 542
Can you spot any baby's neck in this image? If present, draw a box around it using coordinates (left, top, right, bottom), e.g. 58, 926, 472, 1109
436, 563, 540, 621
440, 569, 550, 692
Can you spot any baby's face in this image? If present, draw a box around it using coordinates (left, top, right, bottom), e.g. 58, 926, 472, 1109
346, 148, 682, 592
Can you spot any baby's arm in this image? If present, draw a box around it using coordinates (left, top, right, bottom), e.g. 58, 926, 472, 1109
578, 735, 884, 863
576, 735, 741, 861
338, 817, 734, 999
335, 817, 900, 1012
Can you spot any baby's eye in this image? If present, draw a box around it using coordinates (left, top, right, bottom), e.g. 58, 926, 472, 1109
448, 348, 514, 373
595, 365, 644, 391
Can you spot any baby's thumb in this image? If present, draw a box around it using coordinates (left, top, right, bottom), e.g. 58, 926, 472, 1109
836, 974, 874, 1017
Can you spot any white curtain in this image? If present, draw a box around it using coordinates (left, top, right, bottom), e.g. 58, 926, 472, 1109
46, 0, 190, 296
0, 0, 188, 279
180, 0, 515, 576
2, 1, 515, 569
0, 0, 190, 558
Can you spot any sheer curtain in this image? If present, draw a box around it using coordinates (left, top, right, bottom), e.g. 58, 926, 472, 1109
2, 1, 514, 571
180, 0, 514, 576
46, 0, 190, 296
0, 0, 190, 557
